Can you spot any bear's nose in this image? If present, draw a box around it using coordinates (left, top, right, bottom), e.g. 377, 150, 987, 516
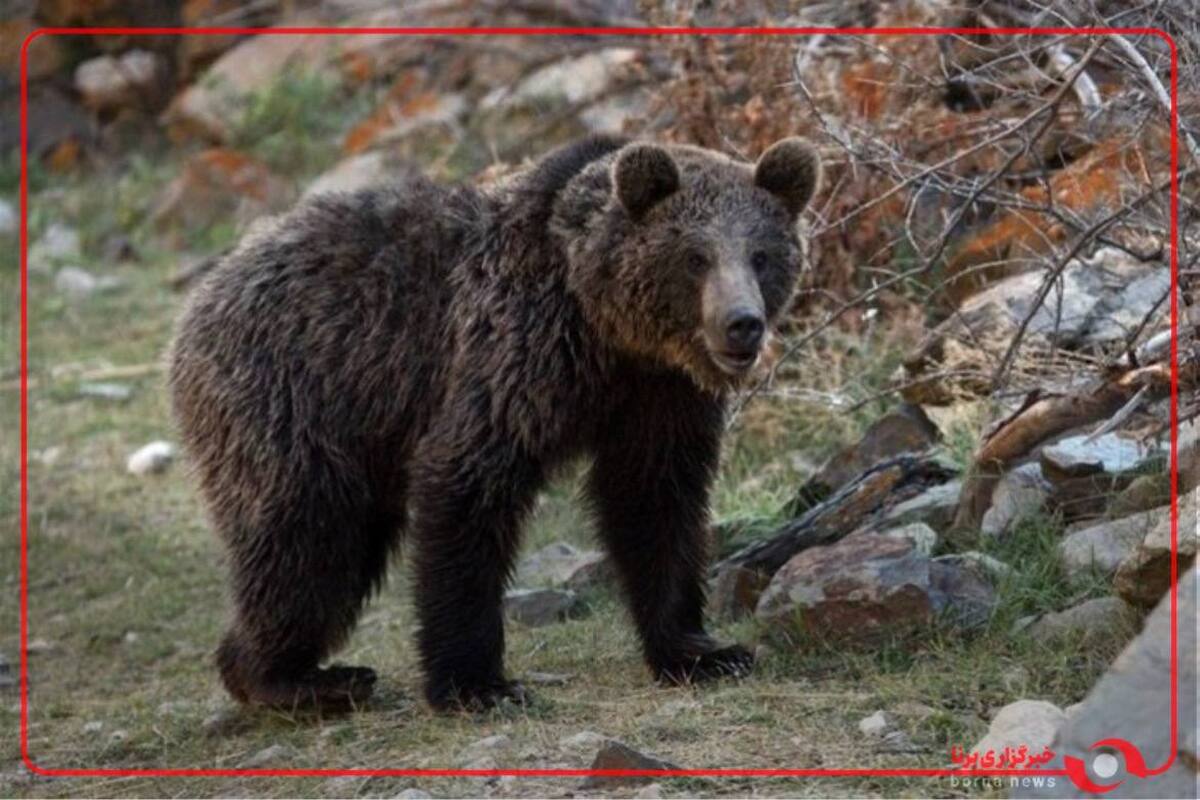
724, 310, 765, 355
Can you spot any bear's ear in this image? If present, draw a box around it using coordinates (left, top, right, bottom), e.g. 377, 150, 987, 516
754, 137, 821, 217
613, 144, 680, 220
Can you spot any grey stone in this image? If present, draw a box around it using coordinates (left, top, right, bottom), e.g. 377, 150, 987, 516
929, 556, 999, 629
1013, 565, 1198, 798
1059, 510, 1166, 581
0, 198, 15, 236
1085, 268, 1171, 344
515, 542, 610, 590
1115, 487, 1198, 608
560, 730, 607, 753
1042, 433, 1162, 481
634, 783, 664, 799
880, 479, 962, 532
972, 700, 1066, 760
1025, 597, 1140, 644
881, 522, 938, 556
78, 382, 133, 402
503, 588, 578, 626
509, 48, 640, 106
982, 463, 1051, 537
126, 441, 176, 476
55, 267, 124, 299
394, 790, 432, 800
858, 710, 896, 737
935, 551, 1014, 582
581, 740, 679, 788
32, 223, 80, 268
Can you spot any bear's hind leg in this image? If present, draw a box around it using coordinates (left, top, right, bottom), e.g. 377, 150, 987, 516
216, 502, 401, 712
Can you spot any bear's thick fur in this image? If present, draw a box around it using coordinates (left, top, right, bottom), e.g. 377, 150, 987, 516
169, 134, 820, 710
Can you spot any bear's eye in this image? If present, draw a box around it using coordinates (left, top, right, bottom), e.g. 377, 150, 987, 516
750, 251, 771, 273
687, 252, 709, 275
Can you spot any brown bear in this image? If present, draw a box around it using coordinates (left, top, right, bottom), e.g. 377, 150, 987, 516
169, 133, 820, 711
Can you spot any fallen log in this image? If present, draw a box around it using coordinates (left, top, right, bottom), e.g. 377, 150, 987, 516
713, 453, 957, 579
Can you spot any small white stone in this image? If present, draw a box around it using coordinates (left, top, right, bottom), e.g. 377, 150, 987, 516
127, 441, 176, 476
82, 720, 104, 734
0, 198, 15, 236
559, 730, 607, 751
394, 790, 432, 800
857, 709, 896, 738
635, 783, 664, 799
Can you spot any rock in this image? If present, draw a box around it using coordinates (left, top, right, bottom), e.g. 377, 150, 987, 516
787, 405, 940, 513
559, 730, 607, 752
1083, 268, 1171, 345
1013, 564, 1197, 799
342, 86, 466, 155
934, 551, 1014, 582
1114, 487, 1198, 607
240, 744, 293, 768
503, 588, 578, 627
78, 382, 133, 402
109, 729, 128, 743
0, 198, 14, 236
1025, 596, 1139, 644
163, 30, 335, 143
74, 50, 165, 112
580, 88, 653, 134
634, 783, 663, 799
858, 710, 896, 738
150, 149, 292, 233
755, 534, 934, 639
710, 564, 770, 619
126, 441, 176, 476
981, 462, 1051, 537
581, 740, 679, 788
879, 479, 962, 532
1059, 509, 1166, 581
1109, 473, 1172, 517
55, 267, 124, 299
461, 734, 511, 763
972, 700, 1066, 761
880, 522, 938, 556
393, 790, 432, 800
303, 151, 420, 200
1041, 433, 1162, 482
900, 264, 1105, 404
509, 48, 640, 106
929, 556, 999, 628
25, 639, 56, 655
31, 223, 80, 269
82, 720, 103, 734
516, 542, 611, 590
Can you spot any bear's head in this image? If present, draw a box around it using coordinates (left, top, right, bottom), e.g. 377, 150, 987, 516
560, 137, 821, 393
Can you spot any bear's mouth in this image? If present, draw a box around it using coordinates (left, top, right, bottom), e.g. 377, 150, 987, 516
710, 349, 759, 375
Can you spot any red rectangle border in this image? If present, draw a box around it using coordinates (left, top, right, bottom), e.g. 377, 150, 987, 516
18, 24, 1183, 784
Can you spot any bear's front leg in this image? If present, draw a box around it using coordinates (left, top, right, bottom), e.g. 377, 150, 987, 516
410, 427, 543, 711
586, 380, 754, 685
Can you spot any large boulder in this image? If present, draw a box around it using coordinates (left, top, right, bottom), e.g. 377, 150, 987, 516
755, 533, 996, 640
1059, 509, 1166, 582
1114, 488, 1198, 608
1013, 565, 1197, 798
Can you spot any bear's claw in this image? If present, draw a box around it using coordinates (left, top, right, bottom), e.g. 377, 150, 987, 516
657, 643, 755, 685
428, 678, 530, 712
